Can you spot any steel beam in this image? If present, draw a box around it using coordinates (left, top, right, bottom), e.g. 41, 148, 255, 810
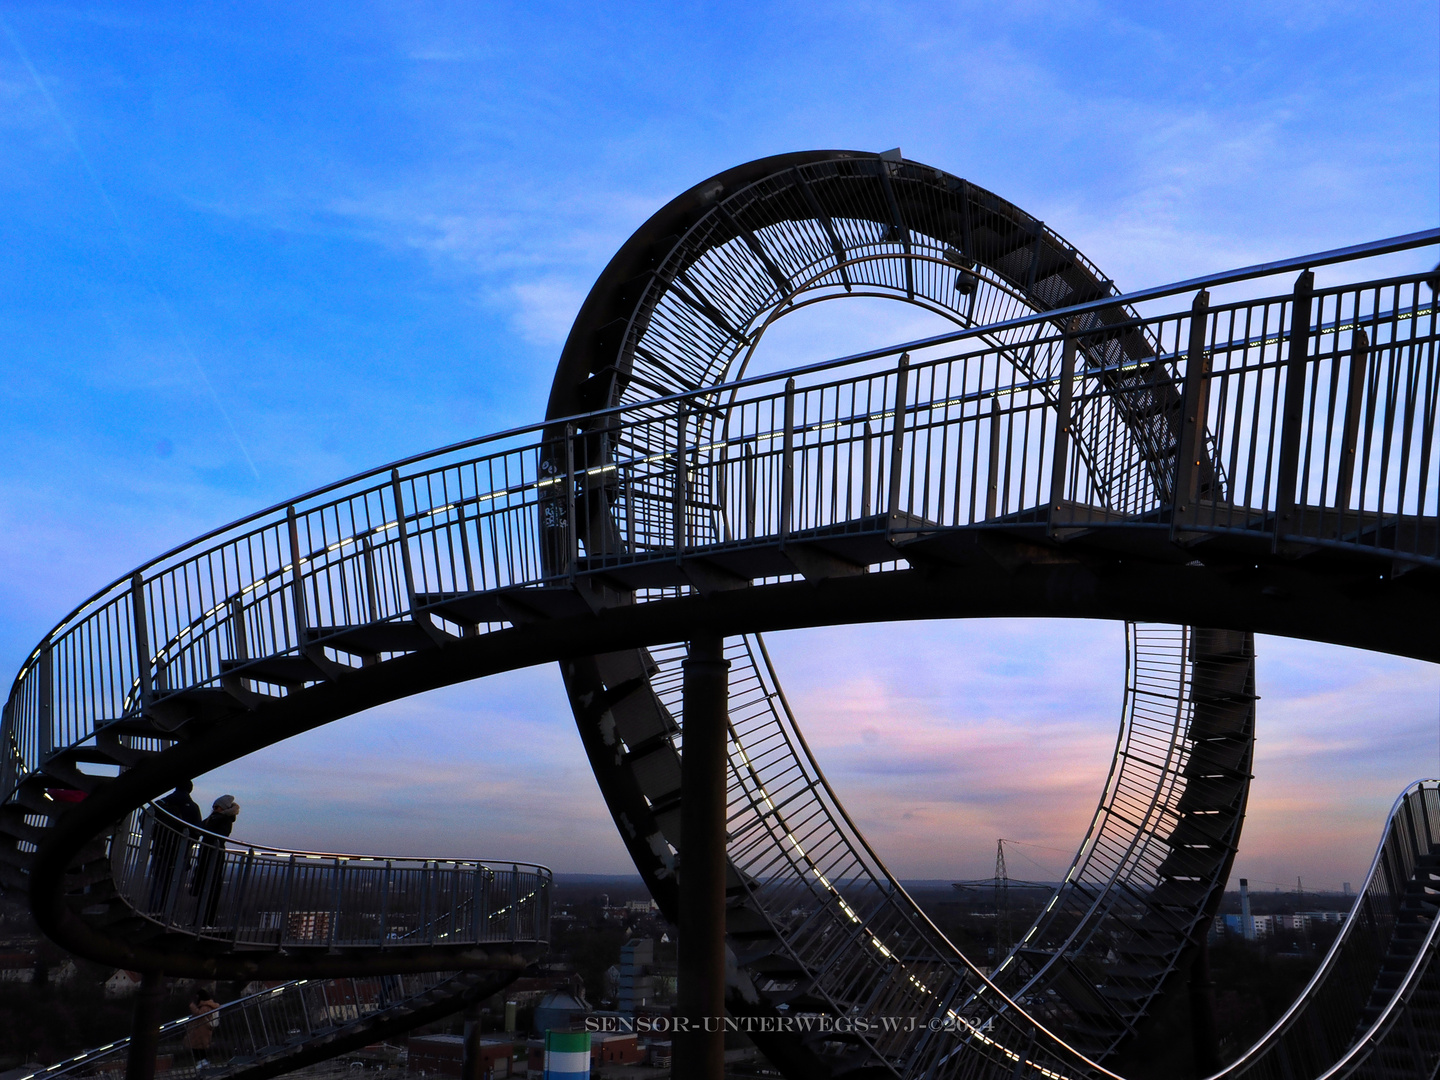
124, 970, 166, 1080
677, 636, 729, 1080
1274, 270, 1315, 547
1171, 289, 1212, 539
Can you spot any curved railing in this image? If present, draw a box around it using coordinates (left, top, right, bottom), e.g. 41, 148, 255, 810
110, 803, 551, 949
638, 635, 1128, 1079
7, 805, 542, 1080
544, 152, 1253, 1077
12, 970, 478, 1080
991, 625, 1253, 1057
0, 166, 1434, 1080
1210, 779, 1440, 1079
1, 243, 1435, 814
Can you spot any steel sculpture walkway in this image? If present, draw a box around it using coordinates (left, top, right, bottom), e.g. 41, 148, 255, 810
1208, 780, 1440, 1080
4, 801, 547, 1079
539, 152, 1264, 1073
13, 970, 512, 1080
2, 150, 1438, 1078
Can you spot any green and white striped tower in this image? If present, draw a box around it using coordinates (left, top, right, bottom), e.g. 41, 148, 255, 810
543, 1029, 590, 1080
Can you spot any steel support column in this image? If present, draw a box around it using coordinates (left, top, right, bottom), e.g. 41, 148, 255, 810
461, 999, 485, 1080
1189, 933, 1220, 1073
125, 970, 167, 1080
677, 636, 730, 1080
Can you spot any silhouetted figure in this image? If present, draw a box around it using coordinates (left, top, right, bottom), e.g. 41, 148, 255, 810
191, 795, 240, 927
186, 986, 221, 1069
148, 780, 202, 914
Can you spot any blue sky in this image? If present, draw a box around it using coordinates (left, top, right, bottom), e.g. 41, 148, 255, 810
1, 2, 1437, 885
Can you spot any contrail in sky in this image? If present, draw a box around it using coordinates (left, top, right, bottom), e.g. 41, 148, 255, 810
0, 13, 263, 483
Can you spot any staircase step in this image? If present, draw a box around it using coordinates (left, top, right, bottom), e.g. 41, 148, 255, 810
317, 622, 438, 655
63, 745, 134, 767
0, 817, 47, 844
37, 760, 102, 794
222, 655, 329, 688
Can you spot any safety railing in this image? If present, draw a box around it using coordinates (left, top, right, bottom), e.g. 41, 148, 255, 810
4, 255, 1437, 850
1117, 274, 1440, 557
110, 804, 550, 947
1212, 779, 1440, 1078
12, 970, 465, 1080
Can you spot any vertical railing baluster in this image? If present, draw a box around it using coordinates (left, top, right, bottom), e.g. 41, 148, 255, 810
0, 700, 14, 798
861, 421, 873, 520
456, 498, 476, 596
986, 396, 1001, 522
37, 646, 52, 760
330, 857, 342, 946
379, 861, 392, 945
781, 379, 795, 544
131, 572, 151, 715
422, 860, 432, 943
286, 506, 309, 655
279, 853, 296, 946
392, 470, 447, 643
1275, 270, 1316, 549
718, 434, 731, 543
744, 443, 757, 540
673, 406, 688, 558
1335, 327, 1371, 538
362, 535, 380, 624
390, 471, 418, 617
1172, 290, 1213, 540
231, 847, 255, 946
221, 597, 254, 698
511, 865, 520, 941
564, 422, 578, 578
1048, 327, 1077, 537
163, 819, 187, 926
471, 864, 483, 943
886, 354, 911, 534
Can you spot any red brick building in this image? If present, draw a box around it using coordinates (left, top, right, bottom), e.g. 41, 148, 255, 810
407, 1034, 515, 1078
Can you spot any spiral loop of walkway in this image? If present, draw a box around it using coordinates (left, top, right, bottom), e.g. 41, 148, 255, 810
1, 151, 1437, 1077
540, 153, 1273, 1072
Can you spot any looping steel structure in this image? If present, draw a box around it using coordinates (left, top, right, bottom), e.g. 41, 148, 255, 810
3, 150, 1439, 1078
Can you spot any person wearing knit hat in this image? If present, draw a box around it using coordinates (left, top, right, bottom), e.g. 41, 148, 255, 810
191, 795, 242, 926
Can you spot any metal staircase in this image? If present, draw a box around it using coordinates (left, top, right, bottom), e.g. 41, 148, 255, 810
985, 625, 1254, 1059
1, 149, 1436, 1079
12, 970, 511, 1080
1212, 781, 1440, 1079
1, 801, 545, 1080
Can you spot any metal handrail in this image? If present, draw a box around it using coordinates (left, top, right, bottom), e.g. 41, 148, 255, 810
4, 243, 1438, 1080
139, 801, 549, 868
1210, 779, 1440, 1078
5, 228, 1436, 690
6, 262, 1438, 813
12, 969, 468, 1080
114, 803, 551, 948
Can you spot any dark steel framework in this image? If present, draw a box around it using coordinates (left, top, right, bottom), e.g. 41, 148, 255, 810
1, 151, 1438, 1079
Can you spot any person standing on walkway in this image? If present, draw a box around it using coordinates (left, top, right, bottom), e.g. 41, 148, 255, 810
186, 986, 221, 1069
148, 780, 202, 914
191, 795, 240, 928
